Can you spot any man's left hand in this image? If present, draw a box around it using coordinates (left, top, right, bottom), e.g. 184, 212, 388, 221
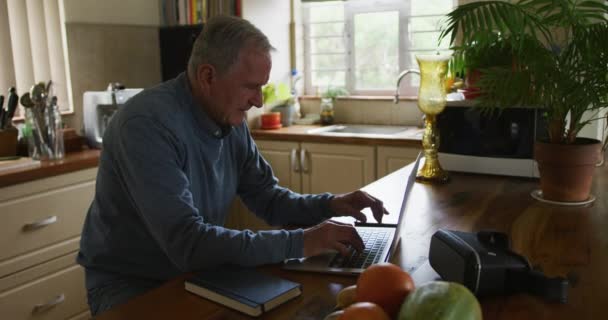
329, 190, 389, 223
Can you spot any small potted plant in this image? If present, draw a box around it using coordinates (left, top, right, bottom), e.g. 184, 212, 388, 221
439, 0, 608, 202
320, 87, 348, 125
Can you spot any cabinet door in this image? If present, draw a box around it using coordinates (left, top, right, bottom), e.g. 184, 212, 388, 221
301, 142, 375, 194
256, 140, 302, 193
225, 140, 300, 231
377, 146, 420, 178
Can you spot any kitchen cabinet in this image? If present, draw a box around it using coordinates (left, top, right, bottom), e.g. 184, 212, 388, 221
257, 140, 376, 195
0, 168, 97, 320
377, 146, 420, 178
225, 140, 375, 231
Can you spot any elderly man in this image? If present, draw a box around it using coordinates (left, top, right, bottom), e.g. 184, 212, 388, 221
78, 15, 387, 315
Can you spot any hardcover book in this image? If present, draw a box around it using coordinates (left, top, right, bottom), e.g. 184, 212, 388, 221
184, 267, 302, 317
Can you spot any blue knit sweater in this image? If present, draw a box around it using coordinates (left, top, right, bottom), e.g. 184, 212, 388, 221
77, 73, 333, 290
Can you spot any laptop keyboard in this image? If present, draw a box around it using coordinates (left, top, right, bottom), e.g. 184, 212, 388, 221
329, 227, 392, 269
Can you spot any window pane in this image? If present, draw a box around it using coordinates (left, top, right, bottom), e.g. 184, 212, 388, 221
310, 22, 344, 37
309, 3, 344, 23
310, 38, 345, 54
312, 71, 346, 88
354, 11, 399, 90
410, 31, 442, 50
411, 0, 454, 15
409, 31, 451, 50
311, 54, 347, 70
409, 16, 444, 32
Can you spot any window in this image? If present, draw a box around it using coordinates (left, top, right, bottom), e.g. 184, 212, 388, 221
303, 0, 455, 96
0, 0, 72, 118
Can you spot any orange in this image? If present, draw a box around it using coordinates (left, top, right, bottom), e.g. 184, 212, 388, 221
339, 302, 390, 320
355, 262, 415, 318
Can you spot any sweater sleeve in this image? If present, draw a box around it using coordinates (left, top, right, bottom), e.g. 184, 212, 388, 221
236, 125, 335, 226
113, 116, 306, 271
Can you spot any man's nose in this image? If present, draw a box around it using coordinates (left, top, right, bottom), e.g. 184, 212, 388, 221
250, 90, 263, 108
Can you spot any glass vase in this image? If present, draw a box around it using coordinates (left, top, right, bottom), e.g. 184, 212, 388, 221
415, 54, 451, 183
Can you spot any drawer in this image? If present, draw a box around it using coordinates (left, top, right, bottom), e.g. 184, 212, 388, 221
0, 264, 88, 320
0, 180, 94, 273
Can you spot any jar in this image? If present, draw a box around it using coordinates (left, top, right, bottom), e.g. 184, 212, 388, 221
320, 98, 334, 125
24, 97, 64, 160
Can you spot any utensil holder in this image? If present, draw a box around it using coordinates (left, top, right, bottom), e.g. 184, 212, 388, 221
24, 107, 64, 160
0, 127, 18, 157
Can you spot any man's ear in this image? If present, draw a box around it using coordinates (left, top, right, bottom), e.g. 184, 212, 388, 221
196, 63, 215, 94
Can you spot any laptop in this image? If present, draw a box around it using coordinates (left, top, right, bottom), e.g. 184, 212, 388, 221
283, 152, 422, 275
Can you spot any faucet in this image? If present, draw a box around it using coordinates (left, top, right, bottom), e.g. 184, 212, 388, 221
394, 69, 420, 104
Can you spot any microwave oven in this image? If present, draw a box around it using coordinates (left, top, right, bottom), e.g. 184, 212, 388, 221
437, 102, 546, 178
83, 84, 142, 148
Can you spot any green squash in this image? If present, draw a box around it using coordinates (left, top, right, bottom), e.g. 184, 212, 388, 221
398, 281, 482, 320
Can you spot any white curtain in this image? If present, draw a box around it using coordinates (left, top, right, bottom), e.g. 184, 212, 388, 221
0, 0, 71, 117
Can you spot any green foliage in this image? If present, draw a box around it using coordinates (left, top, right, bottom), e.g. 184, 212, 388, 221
321, 86, 349, 101
262, 83, 291, 107
439, 0, 608, 144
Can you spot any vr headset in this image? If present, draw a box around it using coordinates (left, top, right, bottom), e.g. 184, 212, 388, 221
429, 229, 568, 303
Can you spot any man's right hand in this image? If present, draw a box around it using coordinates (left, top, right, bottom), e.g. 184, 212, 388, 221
302, 220, 364, 257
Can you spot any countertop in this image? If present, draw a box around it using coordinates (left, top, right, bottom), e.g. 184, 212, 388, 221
251, 124, 423, 147
0, 149, 101, 188
0, 124, 419, 188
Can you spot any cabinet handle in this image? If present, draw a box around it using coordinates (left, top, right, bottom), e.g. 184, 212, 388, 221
32, 294, 65, 314
22, 215, 58, 231
300, 149, 309, 174
291, 149, 300, 172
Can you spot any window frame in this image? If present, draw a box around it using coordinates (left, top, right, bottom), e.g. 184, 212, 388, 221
302, 0, 456, 97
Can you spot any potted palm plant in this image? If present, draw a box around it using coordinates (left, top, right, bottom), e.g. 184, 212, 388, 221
439, 0, 608, 202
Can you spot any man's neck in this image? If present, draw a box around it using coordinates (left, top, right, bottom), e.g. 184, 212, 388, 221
186, 71, 225, 127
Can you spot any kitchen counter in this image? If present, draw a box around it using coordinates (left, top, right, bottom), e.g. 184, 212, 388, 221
0, 124, 417, 188
0, 149, 100, 188
251, 124, 423, 147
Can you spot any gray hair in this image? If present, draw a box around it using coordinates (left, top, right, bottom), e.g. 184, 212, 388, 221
187, 15, 274, 77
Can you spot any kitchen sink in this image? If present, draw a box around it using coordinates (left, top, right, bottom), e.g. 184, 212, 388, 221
307, 124, 417, 138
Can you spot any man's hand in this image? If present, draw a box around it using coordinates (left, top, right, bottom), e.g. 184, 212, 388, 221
329, 190, 389, 223
303, 220, 364, 257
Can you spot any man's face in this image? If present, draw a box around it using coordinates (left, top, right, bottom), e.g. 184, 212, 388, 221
205, 46, 271, 127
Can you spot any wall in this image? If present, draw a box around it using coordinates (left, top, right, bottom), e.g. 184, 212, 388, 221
61, 0, 162, 132
300, 98, 424, 127
242, 0, 294, 128
62, 0, 160, 26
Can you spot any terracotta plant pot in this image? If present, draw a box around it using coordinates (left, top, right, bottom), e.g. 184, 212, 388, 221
534, 138, 601, 202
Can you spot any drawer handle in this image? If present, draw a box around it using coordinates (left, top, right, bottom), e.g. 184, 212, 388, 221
32, 293, 65, 314
22, 215, 58, 231
291, 148, 300, 173
300, 149, 309, 174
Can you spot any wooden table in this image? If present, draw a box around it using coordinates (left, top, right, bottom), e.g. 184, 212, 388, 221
96, 162, 607, 320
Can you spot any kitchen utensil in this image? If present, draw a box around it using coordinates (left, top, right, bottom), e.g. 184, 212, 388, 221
2, 87, 19, 128
20, 91, 52, 158
3, 87, 18, 129
0, 95, 5, 128
30, 82, 47, 106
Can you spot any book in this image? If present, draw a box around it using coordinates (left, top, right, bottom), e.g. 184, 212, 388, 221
184, 267, 302, 317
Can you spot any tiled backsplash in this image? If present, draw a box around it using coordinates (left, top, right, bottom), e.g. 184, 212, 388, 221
299, 98, 424, 127
63, 23, 162, 132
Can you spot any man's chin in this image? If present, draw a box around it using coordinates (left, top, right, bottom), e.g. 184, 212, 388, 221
227, 113, 247, 126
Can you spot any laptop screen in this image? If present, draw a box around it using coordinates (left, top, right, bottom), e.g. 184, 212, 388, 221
385, 152, 422, 257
